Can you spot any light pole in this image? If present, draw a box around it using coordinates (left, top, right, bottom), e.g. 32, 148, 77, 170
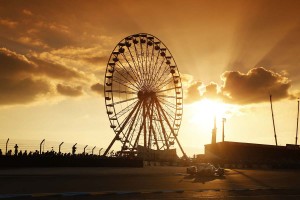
5, 138, 9, 155
222, 118, 226, 142
83, 145, 88, 155
99, 148, 103, 156
59, 142, 64, 154
72, 143, 77, 155
92, 146, 96, 155
40, 139, 45, 154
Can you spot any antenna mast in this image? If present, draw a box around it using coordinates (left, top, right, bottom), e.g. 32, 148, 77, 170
270, 95, 278, 146
296, 98, 299, 145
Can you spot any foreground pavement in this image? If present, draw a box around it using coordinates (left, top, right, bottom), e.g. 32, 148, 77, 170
1, 167, 300, 199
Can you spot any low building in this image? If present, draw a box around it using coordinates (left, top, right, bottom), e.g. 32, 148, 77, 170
205, 141, 300, 165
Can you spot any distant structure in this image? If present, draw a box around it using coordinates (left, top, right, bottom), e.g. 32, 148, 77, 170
222, 118, 226, 142
211, 116, 217, 144
205, 141, 300, 166
296, 98, 299, 145
269, 94, 278, 146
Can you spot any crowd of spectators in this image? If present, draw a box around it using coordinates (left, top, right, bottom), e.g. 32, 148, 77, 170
0, 144, 143, 168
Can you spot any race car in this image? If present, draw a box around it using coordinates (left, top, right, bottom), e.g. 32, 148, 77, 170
187, 163, 224, 177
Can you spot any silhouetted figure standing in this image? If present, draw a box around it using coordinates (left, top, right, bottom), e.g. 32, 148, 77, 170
72, 145, 77, 155
14, 144, 18, 156
0, 149, 2, 156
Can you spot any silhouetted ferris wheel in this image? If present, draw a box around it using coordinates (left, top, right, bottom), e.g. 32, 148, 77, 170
103, 33, 185, 157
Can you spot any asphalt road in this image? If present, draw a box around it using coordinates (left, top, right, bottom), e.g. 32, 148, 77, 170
1, 167, 300, 199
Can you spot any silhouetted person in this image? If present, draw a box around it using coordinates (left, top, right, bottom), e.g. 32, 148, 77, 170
14, 144, 18, 156
72, 145, 77, 155
0, 149, 2, 156
7, 150, 12, 156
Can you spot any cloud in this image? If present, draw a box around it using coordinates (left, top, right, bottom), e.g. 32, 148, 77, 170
185, 81, 202, 103
0, 77, 50, 105
22, 9, 33, 16
0, 19, 18, 28
0, 48, 83, 80
56, 84, 83, 97
221, 67, 292, 104
184, 67, 294, 105
0, 48, 91, 105
91, 83, 104, 95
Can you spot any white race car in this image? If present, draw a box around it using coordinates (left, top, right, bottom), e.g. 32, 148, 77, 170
187, 163, 224, 177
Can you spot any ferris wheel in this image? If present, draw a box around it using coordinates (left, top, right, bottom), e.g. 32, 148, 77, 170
103, 33, 185, 157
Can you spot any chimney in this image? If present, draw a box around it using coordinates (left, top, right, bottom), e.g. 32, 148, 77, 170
211, 116, 217, 144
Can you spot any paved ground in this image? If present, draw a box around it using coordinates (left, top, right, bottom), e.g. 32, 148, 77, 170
1, 167, 300, 199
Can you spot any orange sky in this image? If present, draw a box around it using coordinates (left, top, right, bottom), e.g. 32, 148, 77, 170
0, 0, 300, 156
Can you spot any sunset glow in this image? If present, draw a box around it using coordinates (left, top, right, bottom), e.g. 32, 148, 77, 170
0, 0, 300, 156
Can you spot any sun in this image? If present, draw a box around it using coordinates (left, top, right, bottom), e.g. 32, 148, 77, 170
188, 98, 235, 125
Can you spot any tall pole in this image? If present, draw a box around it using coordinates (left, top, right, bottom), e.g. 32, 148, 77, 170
99, 148, 103, 156
211, 116, 217, 144
40, 139, 45, 154
222, 118, 226, 142
83, 145, 88, 154
59, 142, 64, 154
92, 146, 96, 155
296, 98, 299, 145
5, 138, 9, 155
270, 95, 278, 146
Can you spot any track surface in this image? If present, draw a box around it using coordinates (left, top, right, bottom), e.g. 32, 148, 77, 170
1, 167, 300, 199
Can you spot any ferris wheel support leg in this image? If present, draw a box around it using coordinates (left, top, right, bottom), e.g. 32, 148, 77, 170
155, 100, 188, 159
104, 101, 141, 156
103, 138, 116, 156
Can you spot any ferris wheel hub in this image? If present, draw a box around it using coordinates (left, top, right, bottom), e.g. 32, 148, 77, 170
137, 90, 156, 101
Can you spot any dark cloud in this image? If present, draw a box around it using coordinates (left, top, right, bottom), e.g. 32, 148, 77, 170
185, 81, 202, 103
0, 48, 83, 80
0, 48, 36, 78
185, 67, 293, 105
32, 57, 83, 80
0, 48, 88, 105
204, 82, 220, 99
56, 84, 83, 97
0, 77, 50, 105
84, 56, 108, 64
221, 67, 292, 104
91, 83, 104, 95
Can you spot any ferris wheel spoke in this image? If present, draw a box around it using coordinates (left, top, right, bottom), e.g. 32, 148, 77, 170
154, 77, 174, 91
126, 46, 144, 86
158, 99, 176, 115
111, 90, 137, 94
148, 46, 162, 87
156, 94, 177, 99
115, 101, 142, 135
112, 97, 138, 106
145, 39, 155, 89
120, 53, 142, 88
156, 87, 176, 94
157, 96, 177, 107
113, 74, 139, 92
122, 102, 142, 150
114, 64, 140, 90
116, 58, 141, 89
152, 65, 171, 90
128, 109, 143, 148
114, 100, 139, 118
151, 57, 167, 87
133, 42, 146, 84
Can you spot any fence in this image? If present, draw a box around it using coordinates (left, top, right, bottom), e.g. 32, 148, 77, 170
0, 138, 105, 156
